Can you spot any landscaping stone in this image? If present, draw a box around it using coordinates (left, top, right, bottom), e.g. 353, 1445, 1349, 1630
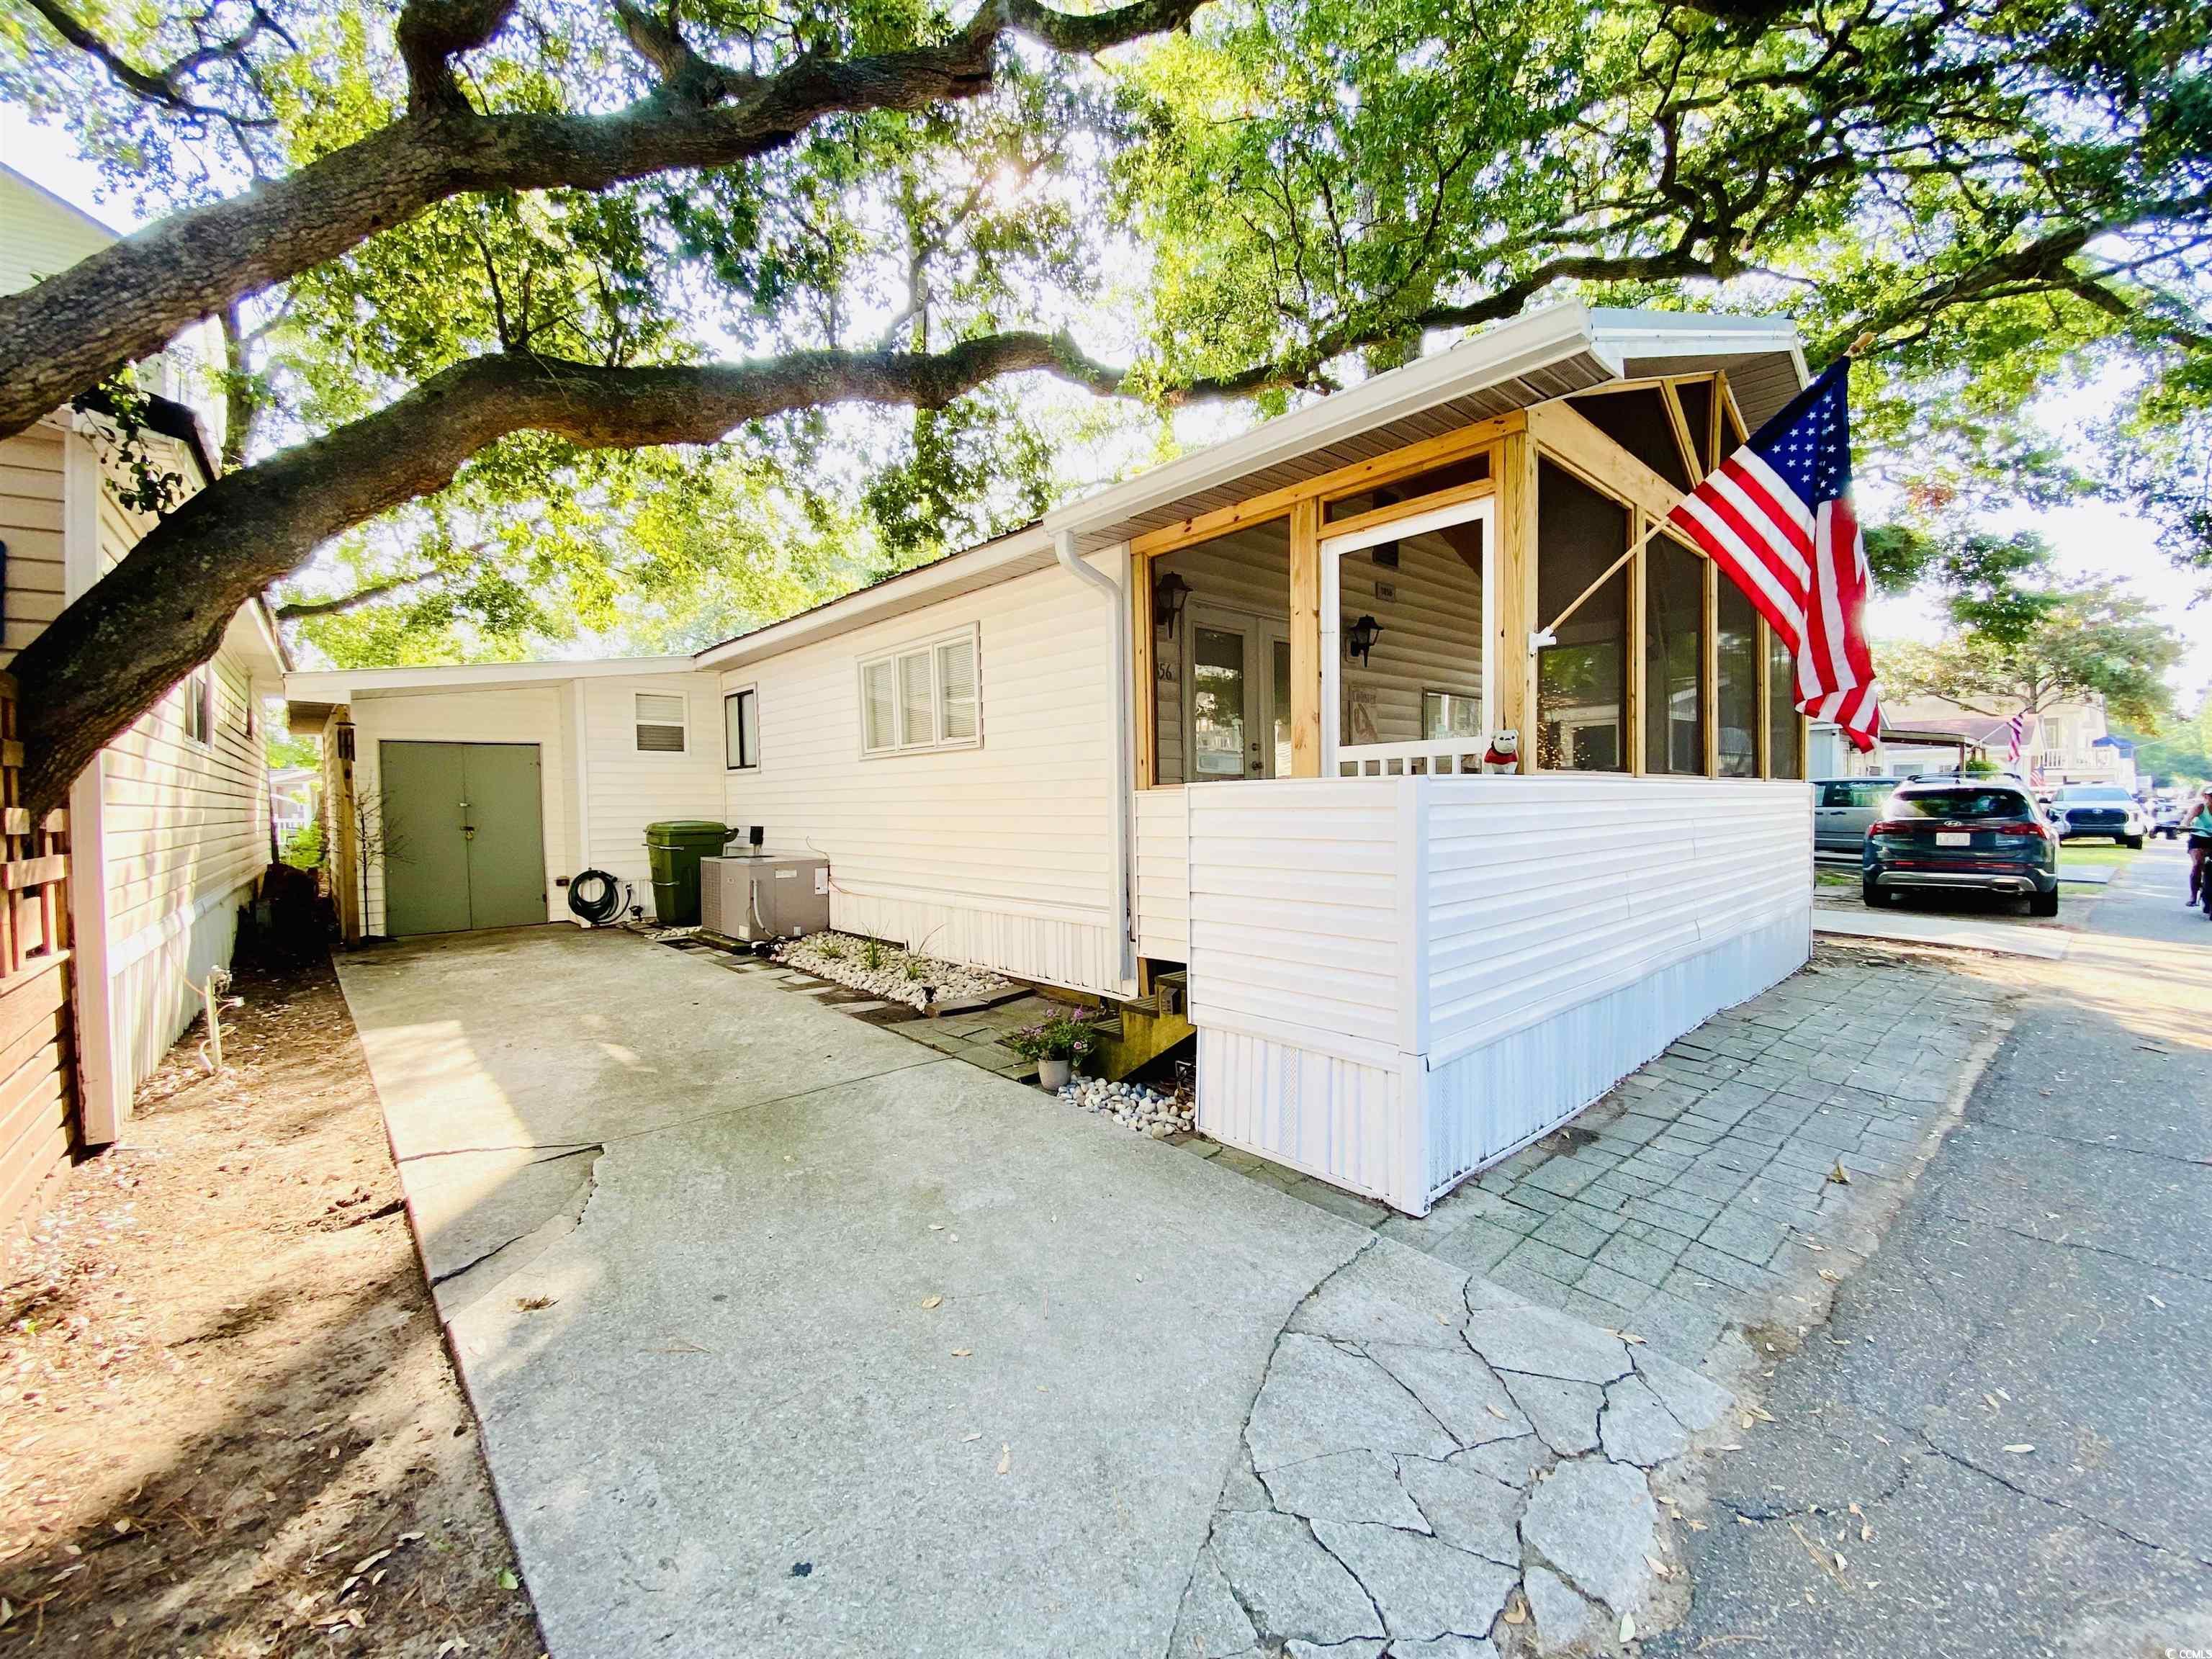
1246, 1334, 1458, 1469
1058, 1076, 1195, 1137
1210, 1510, 1384, 1647
771, 931, 1012, 1007
1519, 1458, 1658, 1616
1496, 1372, 1603, 1456
1630, 1348, 1734, 1432
1259, 1449, 1431, 1530
1367, 1342, 1529, 1447
1597, 1373, 1690, 1467
1462, 1298, 1632, 1386
1309, 1520, 1519, 1642
1522, 1563, 1604, 1654
1395, 1457, 1522, 1565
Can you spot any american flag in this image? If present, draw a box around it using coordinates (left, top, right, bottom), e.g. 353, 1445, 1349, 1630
1665, 361, 1884, 750
2005, 711, 2027, 768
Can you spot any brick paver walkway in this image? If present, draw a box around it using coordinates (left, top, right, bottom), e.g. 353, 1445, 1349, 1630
1188, 943, 2010, 1362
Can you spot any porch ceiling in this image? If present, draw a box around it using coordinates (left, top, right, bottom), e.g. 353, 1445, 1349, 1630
1078, 349, 1619, 552
1621, 349, 1803, 431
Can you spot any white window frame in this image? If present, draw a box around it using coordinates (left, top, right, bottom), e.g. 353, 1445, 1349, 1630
181, 665, 215, 750
724, 685, 760, 772
858, 624, 983, 759
633, 690, 690, 755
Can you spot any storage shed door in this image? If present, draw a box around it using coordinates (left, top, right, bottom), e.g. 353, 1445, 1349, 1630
380, 741, 547, 935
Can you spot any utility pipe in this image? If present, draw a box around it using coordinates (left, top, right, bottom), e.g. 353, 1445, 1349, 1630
1053, 529, 1138, 991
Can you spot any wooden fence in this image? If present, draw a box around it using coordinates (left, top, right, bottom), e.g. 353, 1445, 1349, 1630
0, 673, 79, 1257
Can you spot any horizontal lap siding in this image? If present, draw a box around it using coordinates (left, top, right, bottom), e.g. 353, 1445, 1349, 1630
1133, 787, 1190, 961
581, 674, 724, 914
0, 429, 67, 662
719, 561, 1121, 992
1185, 779, 1406, 1066
1418, 775, 1812, 1197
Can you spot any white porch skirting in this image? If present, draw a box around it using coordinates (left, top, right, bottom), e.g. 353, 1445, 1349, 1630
1184, 775, 1815, 1215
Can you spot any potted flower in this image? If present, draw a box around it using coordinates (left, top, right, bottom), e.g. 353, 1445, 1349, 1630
1007, 1007, 1101, 1091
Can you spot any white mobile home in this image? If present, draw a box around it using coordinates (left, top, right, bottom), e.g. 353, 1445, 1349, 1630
294, 302, 1819, 1214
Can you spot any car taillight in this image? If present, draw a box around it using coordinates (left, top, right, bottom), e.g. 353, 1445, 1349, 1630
1868, 819, 1912, 837
1992, 821, 2051, 842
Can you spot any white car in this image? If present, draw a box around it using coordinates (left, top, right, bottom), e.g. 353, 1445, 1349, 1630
2047, 784, 2147, 847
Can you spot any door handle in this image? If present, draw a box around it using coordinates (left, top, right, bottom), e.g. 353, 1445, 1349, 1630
462, 825, 476, 840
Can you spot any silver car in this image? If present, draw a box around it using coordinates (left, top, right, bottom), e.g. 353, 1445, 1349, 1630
1813, 778, 1899, 853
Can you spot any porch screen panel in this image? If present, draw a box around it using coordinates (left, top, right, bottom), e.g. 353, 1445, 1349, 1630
1716, 579, 1760, 777
1644, 536, 1705, 774
1341, 518, 1485, 750
1767, 629, 1802, 778
1534, 460, 1628, 772
1149, 518, 1291, 786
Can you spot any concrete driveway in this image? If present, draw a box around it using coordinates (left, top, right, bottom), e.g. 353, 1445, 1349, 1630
336, 926, 1369, 1657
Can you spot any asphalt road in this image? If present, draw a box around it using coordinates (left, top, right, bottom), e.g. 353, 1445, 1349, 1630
1654, 838, 2212, 1659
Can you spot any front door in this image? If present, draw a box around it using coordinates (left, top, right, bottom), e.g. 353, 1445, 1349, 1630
380, 741, 547, 935
1187, 610, 1291, 781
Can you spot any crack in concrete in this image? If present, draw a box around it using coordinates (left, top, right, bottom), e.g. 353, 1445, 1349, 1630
1928, 1209, 2212, 1287
427, 1144, 604, 1298
400, 1142, 601, 1165
1965, 1115, 2212, 1169
1910, 1432, 2212, 1570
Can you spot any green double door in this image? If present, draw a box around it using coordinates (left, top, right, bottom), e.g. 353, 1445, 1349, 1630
379, 742, 547, 936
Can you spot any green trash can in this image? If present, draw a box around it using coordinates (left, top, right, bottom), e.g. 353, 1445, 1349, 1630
644, 819, 728, 925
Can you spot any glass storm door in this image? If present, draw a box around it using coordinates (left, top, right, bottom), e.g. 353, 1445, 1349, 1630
1189, 610, 1290, 780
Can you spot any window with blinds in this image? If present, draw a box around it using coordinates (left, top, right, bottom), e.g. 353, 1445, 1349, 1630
634, 691, 689, 753
858, 626, 982, 757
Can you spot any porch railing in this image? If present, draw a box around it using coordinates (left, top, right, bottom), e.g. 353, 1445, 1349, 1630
1336, 739, 1491, 777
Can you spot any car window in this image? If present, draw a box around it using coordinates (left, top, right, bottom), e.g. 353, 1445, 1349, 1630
2055, 786, 2130, 803
1853, 782, 1898, 806
1892, 788, 2033, 820
1820, 783, 1853, 807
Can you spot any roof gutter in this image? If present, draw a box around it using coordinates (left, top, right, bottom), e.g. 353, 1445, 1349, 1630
1054, 529, 1137, 992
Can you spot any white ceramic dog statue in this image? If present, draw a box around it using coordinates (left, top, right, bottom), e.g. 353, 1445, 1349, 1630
1481, 729, 1521, 775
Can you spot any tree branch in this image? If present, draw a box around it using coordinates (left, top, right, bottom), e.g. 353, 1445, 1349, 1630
18, 0, 278, 122
270, 570, 439, 620
9, 331, 1130, 810
0, 0, 1205, 448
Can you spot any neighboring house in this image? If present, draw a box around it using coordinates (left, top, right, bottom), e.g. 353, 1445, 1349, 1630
289, 302, 1819, 1215
0, 165, 282, 1242
1875, 696, 2137, 788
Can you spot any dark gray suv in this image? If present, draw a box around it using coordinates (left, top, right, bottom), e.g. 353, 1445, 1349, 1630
1862, 779, 2060, 916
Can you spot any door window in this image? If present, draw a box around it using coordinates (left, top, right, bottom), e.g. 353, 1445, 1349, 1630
1191, 625, 1249, 777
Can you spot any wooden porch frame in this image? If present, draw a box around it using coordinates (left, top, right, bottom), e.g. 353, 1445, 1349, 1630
1128, 369, 1807, 787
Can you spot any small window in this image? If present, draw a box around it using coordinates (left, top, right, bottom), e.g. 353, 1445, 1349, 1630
181, 667, 214, 747
1423, 691, 1484, 741
634, 691, 688, 753
858, 626, 982, 757
724, 688, 759, 770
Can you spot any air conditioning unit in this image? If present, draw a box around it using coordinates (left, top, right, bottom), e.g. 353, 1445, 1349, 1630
701, 851, 830, 944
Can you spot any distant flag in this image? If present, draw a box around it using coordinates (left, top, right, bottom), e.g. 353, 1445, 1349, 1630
2005, 711, 2027, 768
1663, 359, 1884, 750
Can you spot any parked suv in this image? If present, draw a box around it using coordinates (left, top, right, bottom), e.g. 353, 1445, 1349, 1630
2048, 784, 2146, 847
1863, 779, 2060, 916
1812, 778, 1899, 853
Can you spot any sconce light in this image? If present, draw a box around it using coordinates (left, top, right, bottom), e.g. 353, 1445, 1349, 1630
1154, 571, 1194, 639
1346, 614, 1385, 667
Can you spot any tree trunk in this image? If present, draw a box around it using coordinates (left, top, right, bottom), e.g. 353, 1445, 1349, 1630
10, 336, 1121, 812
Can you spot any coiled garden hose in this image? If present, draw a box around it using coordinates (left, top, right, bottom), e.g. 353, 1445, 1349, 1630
567, 868, 627, 926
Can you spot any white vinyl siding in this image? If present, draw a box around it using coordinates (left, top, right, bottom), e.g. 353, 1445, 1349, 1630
860, 626, 981, 757
720, 562, 1120, 993
1184, 774, 1811, 1213
582, 675, 724, 914
634, 691, 688, 752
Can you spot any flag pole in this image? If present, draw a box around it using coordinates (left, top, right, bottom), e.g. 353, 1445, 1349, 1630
1528, 337, 1875, 655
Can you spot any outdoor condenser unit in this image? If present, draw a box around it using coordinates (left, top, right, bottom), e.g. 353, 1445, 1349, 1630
701, 850, 830, 944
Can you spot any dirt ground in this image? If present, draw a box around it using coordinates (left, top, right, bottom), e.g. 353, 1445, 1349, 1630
0, 948, 543, 1657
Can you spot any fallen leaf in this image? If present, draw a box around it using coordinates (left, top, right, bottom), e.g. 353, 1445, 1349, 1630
2149, 1295, 2167, 1309
1502, 1591, 1528, 1626
1619, 1611, 1637, 1642
351, 1549, 392, 1574
963, 1432, 981, 1442
920, 1295, 943, 1310
498, 1570, 520, 1591
928, 1224, 944, 1232
1485, 1403, 1511, 1421
1619, 1331, 1646, 1345
515, 1295, 554, 1312
2003, 1443, 2034, 1455
1686, 1518, 1709, 1532
951, 1349, 972, 1358
1818, 1269, 1842, 1284
997, 1443, 1012, 1475
1827, 1160, 1852, 1185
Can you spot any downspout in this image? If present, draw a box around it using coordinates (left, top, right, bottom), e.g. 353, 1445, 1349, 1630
1053, 529, 1137, 991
